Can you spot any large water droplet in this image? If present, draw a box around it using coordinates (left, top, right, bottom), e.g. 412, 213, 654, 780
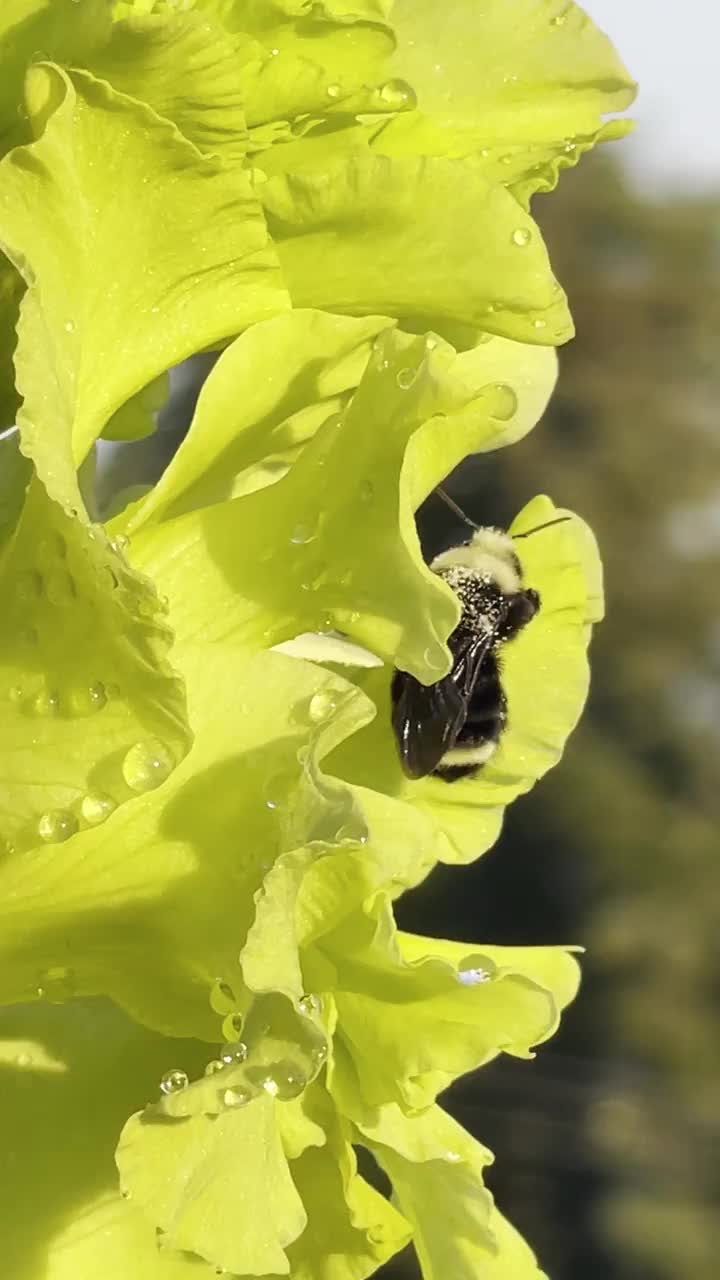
209, 978, 237, 1016
81, 792, 116, 826
122, 740, 174, 792
308, 690, 337, 724
36, 965, 75, 1003
378, 78, 417, 110
489, 384, 518, 421
37, 809, 77, 843
511, 226, 532, 247
160, 1069, 188, 1095
396, 367, 416, 390
247, 1060, 309, 1101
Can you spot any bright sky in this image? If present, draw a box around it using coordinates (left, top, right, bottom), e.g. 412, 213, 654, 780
582, 0, 719, 192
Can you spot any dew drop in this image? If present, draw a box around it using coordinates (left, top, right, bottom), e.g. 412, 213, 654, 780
489, 383, 518, 421
87, 681, 107, 711
396, 367, 416, 390
81, 791, 116, 826
222, 1012, 244, 1042
221, 1040, 248, 1065
209, 978, 237, 1016
445, 1150, 462, 1162
64, 320, 75, 334
263, 770, 294, 810
308, 691, 337, 724
37, 809, 77, 843
122, 740, 174, 792
336, 821, 368, 845
500, 153, 513, 166
551, 11, 568, 26
36, 965, 75, 1003
15, 570, 43, 601
511, 226, 532, 247
326, 83, 342, 99
205, 1058, 224, 1076
533, 318, 547, 330
297, 993, 321, 1017
160, 1069, 188, 1096
378, 78, 417, 110
222, 1085, 251, 1109
111, 534, 129, 554
290, 520, 318, 545
46, 570, 77, 607
31, 688, 60, 717
457, 965, 491, 986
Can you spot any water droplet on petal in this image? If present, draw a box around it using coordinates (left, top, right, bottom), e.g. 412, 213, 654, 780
533, 318, 547, 330
222, 1085, 251, 1109
308, 691, 337, 724
290, 520, 318, 545
160, 1069, 188, 1096
378, 78, 417, 110
111, 534, 129, 554
32, 688, 60, 717
209, 978, 237, 1016
81, 791, 116, 825
396, 367, 416, 390
297, 993, 322, 1017
64, 320, 75, 334
512, 226, 532, 247
122, 740, 174, 792
205, 1058, 224, 1076
37, 809, 78, 843
457, 965, 491, 986
221, 1040, 248, 1065
489, 384, 518, 421
326, 83, 341, 99
222, 1012, 244, 1042
445, 1150, 462, 1162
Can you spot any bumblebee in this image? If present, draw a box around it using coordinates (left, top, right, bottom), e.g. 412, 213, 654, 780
392, 492, 566, 782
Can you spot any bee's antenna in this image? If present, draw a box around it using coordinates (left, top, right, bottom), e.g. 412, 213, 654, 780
512, 516, 572, 539
434, 486, 482, 532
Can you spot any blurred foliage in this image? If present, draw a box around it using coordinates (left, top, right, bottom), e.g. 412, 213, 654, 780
389, 153, 720, 1280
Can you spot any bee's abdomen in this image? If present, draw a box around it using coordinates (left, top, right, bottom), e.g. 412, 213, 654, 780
435, 659, 507, 783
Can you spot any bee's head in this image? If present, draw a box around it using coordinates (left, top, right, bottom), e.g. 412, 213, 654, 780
430, 527, 523, 595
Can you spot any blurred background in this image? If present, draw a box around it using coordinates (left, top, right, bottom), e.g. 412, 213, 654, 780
96, 3, 720, 1275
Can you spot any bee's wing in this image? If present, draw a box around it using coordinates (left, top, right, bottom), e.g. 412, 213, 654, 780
391, 629, 495, 780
